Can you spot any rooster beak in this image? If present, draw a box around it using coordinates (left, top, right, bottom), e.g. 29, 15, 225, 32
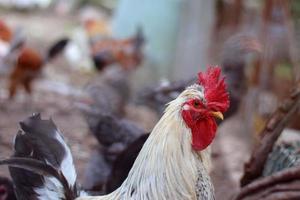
210, 111, 224, 120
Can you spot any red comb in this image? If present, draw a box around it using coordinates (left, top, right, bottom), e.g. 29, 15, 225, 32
197, 66, 229, 113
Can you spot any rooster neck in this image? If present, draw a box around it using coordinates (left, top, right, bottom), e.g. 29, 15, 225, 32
109, 105, 212, 200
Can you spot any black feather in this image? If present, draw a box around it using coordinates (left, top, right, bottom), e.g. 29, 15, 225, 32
106, 133, 149, 193
2, 158, 60, 179
17, 114, 65, 168
92, 116, 144, 148
7, 113, 77, 200
45, 38, 69, 62
92, 51, 114, 71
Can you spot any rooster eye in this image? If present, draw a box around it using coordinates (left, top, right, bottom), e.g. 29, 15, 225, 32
193, 100, 201, 108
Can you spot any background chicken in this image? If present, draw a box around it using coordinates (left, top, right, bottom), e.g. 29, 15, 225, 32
80, 114, 146, 192
7, 38, 69, 99
76, 68, 149, 191
105, 133, 149, 193
86, 26, 145, 71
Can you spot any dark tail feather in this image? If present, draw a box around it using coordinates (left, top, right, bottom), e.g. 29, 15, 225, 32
6, 113, 79, 200
0, 157, 78, 200
0, 158, 60, 179
45, 38, 69, 62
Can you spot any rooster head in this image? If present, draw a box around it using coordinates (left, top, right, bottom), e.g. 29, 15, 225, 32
181, 66, 229, 151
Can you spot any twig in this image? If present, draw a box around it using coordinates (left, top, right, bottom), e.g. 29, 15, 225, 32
240, 85, 300, 186
258, 181, 300, 199
234, 166, 300, 200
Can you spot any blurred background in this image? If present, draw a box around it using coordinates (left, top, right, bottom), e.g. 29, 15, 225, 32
0, 0, 300, 199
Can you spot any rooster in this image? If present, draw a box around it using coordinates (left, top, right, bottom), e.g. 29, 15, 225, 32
0, 67, 229, 200
8, 38, 69, 99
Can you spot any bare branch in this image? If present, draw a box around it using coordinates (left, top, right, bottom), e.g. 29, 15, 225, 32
240, 85, 300, 186
234, 167, 300, 200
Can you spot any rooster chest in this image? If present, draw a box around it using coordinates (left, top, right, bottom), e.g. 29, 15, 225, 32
195, 168, 215, 200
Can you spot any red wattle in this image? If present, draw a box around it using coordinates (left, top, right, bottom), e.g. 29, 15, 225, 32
190, 119, 217, 151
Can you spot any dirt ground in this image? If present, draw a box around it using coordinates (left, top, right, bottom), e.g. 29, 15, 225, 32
0, 11, 253, 199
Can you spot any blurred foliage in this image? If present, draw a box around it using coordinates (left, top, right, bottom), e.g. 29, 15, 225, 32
275, 63, 293, 80
291, 0, 300, 20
